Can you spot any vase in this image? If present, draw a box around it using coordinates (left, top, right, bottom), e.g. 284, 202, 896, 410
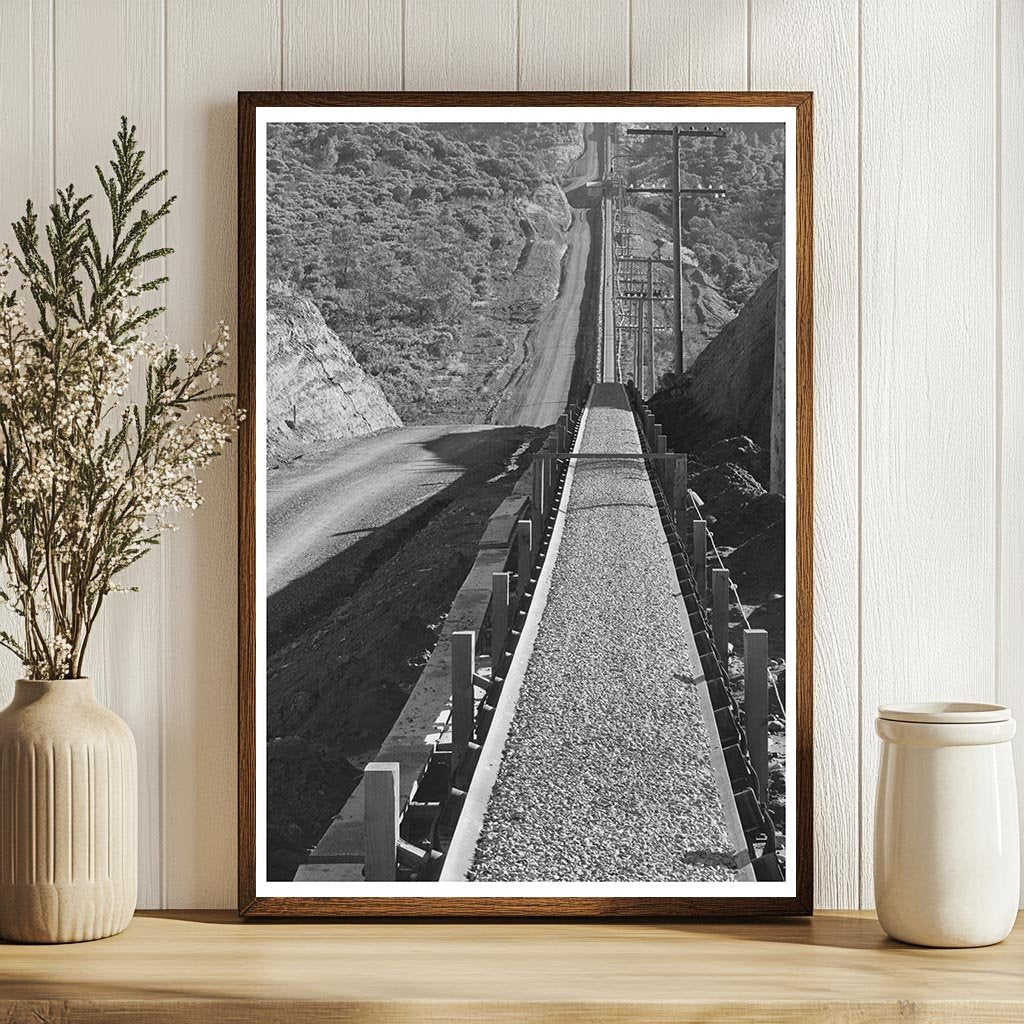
0, 678, 137, 942
874, 702, 1019, 948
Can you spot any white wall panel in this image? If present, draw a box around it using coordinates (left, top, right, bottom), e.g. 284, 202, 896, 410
284, 0, 402, 90
859, 0, 998, 907
164, 0, 280, 909
519, 0, 629, 90
0, 3, 52, 695
1000, 0, 1024, 895
405, 0, 516, 90
0, 0, 51, 220
750, 0, 860, 910
631, 0, 747, 91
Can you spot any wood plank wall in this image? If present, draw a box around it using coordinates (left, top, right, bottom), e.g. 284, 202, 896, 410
0, 0, 1014, 910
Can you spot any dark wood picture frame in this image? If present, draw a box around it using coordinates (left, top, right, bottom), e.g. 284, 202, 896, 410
238, 90, 813, 917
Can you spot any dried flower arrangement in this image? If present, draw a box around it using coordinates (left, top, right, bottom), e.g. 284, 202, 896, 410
0, 119, 240, 679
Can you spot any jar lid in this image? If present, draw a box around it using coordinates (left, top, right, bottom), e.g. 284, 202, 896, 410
877, 701, 1011, 724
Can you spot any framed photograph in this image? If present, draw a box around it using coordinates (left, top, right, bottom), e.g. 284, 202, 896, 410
238, 91, 812, 916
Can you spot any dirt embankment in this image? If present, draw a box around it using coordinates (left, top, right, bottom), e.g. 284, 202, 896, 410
481, 180, 574, 416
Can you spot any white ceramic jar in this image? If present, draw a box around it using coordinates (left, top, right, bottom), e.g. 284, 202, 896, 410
874, 702, 1019, 947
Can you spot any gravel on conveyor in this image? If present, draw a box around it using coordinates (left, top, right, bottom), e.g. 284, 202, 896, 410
470, 383, 738, 882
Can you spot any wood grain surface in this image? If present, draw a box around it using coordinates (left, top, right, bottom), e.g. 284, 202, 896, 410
1, 911, 1023, 1023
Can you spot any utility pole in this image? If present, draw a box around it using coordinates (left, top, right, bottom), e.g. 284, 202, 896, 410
769, 236, 786, 495
636, 295, 644, 392
646, 256, 654, 394
671, 127, 682, 380
625, 125, 727, 374
616, 254, 668, 396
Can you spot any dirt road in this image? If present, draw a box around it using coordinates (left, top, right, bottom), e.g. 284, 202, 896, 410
497, 126, 600, 427
268, 424, 528, 608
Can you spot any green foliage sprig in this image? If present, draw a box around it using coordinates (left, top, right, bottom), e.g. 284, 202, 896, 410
0, 118, 241, 679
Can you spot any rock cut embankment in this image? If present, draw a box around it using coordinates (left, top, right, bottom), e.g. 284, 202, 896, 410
650, 270, 777, 452
266, 290, 401, 467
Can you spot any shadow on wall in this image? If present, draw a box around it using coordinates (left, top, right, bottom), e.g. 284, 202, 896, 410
159, 98, 242, 905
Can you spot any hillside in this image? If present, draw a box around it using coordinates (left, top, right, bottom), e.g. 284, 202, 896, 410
266, 288, 401, 467
622, 123, 784, 307
266, 121, 582, 424
650, 270, 778, 451
616, 207, 733, 386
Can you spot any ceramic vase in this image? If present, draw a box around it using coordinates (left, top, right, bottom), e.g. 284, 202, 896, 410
874, 702, 1019, 948
0, 678, 137, 943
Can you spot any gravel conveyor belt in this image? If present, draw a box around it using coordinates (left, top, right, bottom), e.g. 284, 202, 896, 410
469, 383, 738, 882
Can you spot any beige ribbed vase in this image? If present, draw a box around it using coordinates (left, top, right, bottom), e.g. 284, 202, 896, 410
0, 678, 137, 943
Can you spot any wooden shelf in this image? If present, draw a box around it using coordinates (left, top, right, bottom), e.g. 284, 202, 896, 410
1, 910, 1022, 1022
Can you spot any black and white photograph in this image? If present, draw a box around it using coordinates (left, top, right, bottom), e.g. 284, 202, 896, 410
247, 99, 806, 907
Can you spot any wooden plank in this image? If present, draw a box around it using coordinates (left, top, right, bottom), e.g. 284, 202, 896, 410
405, 0, 516, 89
744, 629, 770, 804
451, 631, 476, 770
673, 454, 688, 515
631, 0, 747, 90
53, 0, 165, 910
859, 0, 997, 908
712, 568, 730, 664
1000, 0, 1024, 904
164, 0, 280, 908
694, 518, 708, 602
491, 572, 510, 660
656, 433, 667, 486
518, 0, 629, 90
292, 862, 364, 881
362, 763, 399, 881
0, 1, 52, 697
283, 0, 402, 89
7, 910, 1024, 1018
750, 0, 860, 910
531, 459, 546, 541
478, 494, 530, 549
517, 519, 533, 599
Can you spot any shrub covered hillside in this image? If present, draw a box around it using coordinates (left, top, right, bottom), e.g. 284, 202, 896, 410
267, 121, 582, 423
622, 124, 784, 308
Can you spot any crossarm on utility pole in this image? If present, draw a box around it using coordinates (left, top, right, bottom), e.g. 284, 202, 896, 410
619, 125, 729, 374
